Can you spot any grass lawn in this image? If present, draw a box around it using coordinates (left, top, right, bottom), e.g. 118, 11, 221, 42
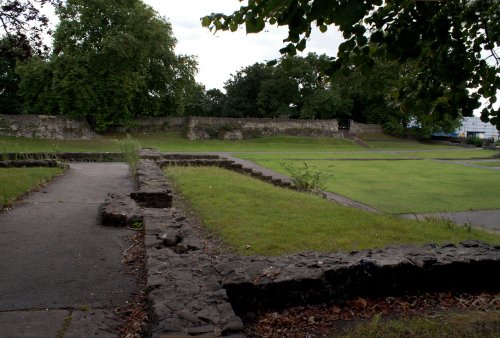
471, 161, 500, 168
404, 149, 498, 159
0, 167, 63, 208
1, 133, 363, 153
165, 166, 499, 256
235, 152, 411, 160
136, 133, 363, 152
0, 135, 122, 153
249, 159, 500, 213
339, 310, 500, 338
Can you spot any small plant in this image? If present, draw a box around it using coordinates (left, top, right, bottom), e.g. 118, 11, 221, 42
114, 134, 141, 174
281, 162, 329, 194
132, 221, 143, 230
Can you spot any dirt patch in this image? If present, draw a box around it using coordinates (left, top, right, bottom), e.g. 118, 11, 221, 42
245, 291, 500, 337
116, 231, 149, 338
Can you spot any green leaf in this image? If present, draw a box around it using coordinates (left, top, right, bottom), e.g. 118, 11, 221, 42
246, 15, 265, 33
319, 24, 328, 33
201, 16, 211, 28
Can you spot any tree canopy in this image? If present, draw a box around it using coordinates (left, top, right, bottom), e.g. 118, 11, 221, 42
17, 0, 198, 130
0, 0, 59, 56
203, 0, 500, 129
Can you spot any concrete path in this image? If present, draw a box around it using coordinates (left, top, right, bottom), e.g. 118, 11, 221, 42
0, 163, 136, 337
401, 210, 500, 233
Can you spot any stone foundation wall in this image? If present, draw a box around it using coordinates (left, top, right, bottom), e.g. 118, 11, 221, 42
186, 117, 340, 140
349, 120, 384, 134
0, 114, 98, 140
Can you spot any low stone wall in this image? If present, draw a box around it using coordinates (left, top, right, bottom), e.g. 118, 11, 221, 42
186, 117, 340, 140
0, 114, 98, 140
217, 241, 500, 317
0, 159, 62, 168
349, 120, 383, 134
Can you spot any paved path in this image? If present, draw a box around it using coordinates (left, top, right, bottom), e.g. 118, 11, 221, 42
401, 210, 500, 233
0, 163, 136, 337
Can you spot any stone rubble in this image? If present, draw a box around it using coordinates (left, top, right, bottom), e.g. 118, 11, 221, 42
100, 193, 143, 227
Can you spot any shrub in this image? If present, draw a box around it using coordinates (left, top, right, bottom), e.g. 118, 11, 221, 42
281, 162, 329, 194
466, 137, 483, 147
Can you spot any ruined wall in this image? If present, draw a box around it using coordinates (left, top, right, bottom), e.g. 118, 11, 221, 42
186, 117, 340, 140
107, 117, 188, 133
349, 120, 384, 134
0, 114, 98, 140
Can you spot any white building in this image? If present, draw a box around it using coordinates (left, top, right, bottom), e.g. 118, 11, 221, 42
456, 117, 499, 140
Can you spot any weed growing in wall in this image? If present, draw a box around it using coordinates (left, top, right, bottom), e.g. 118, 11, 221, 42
114, 134, 141, 175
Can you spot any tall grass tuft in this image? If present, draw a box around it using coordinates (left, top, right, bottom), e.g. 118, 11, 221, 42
114, 134, 141, 174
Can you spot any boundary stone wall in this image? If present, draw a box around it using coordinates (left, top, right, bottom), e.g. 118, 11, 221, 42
1, 114, 384, 141
107, 117, 188, 133
349, 120, 384, 134
0, 114, 98, 140
186, 117, 340, 140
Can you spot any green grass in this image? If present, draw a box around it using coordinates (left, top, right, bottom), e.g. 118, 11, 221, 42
165, 166, 499, 256
363, 140, 455, 150
405, 149, 499, 159
9, 132, 463, 154
471, 161, 500, 167
137, 133, 363, 152
0, 167, 63, 208
0, 135, 122, 153
1, 133, 363, 153
339, 310, 500, 338
235, 152, 411, 160
250, 159, 500, 213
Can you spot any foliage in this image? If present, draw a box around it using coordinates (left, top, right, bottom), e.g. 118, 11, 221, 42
0, 36, 27, 113
114, 134, 140, 174
0, 0, 59, 56
223, 53, 353, 119
17, 0, 199, 131
281, 161, 328, 194
466, 137, 484, 147
166, 166, 500, 256
203, 0, 500, 130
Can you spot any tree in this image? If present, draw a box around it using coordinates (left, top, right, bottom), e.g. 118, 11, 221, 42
18, 0, 198, 130
0, 0, 59, 56
202, 88, 226, 116
203, 0, 500, 129
223, 62, 273, 117
0, 35, 26, 113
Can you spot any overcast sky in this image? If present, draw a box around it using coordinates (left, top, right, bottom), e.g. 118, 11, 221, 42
143, 0, 343, 90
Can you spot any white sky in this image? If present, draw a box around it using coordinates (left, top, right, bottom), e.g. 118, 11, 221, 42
143, 0, 343, 90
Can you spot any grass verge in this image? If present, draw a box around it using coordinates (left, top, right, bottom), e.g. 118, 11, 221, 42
471, 161, 500, 168
405, 149, 499, 159
250, 159, 500, 213
0, 167, 63, 208
165, 166, 500, 256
